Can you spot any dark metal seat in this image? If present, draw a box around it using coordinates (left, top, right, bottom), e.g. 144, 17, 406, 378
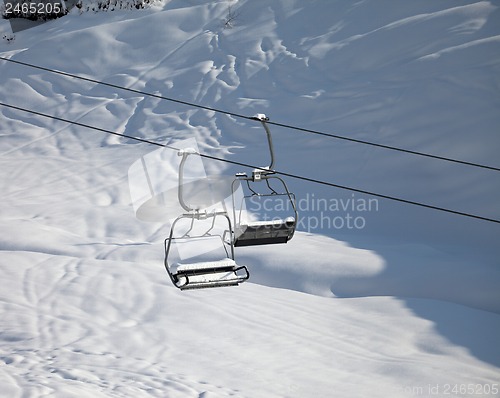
234, 217, 296, 247
170, 258, 249, 290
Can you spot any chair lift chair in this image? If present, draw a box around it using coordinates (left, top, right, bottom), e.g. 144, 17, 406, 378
231, 114, 298, 247
164, 149, 249, 290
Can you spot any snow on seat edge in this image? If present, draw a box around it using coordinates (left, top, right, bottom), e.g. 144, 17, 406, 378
174, 258, 237, 272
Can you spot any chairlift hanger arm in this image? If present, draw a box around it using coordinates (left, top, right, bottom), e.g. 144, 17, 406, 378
177, 148, 198, 213
250, 114, 275, 173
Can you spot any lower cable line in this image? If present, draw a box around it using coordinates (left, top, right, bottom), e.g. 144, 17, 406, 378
1, 101, 498, 224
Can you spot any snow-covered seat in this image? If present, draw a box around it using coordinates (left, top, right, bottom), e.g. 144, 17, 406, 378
171, 258, 249, 290
234, 216, 296, 247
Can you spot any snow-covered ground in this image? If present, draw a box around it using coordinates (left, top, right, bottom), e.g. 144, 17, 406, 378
1, 1, 499, 396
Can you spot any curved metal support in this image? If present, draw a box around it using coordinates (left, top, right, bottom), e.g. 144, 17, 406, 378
265, 177, 278, 195
250, 114, 275, 175
260, 118, 275, 171
177, 149, 197, 213
164, 215, 183, 287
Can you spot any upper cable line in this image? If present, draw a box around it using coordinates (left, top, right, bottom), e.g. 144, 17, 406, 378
1, 55, 499, 172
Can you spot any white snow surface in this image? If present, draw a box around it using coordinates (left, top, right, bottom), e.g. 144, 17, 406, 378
1, 1, 500, 397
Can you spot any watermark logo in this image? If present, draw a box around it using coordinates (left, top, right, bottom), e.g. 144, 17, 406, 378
2, 0, 67, 33
248, 192, 379, 233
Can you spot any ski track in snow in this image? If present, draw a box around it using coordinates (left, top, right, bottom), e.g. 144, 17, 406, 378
1, 0, 500, 396
1, 251, 499, 397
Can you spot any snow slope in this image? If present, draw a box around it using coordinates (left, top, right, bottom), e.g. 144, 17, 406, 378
1, 0, 500, 397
